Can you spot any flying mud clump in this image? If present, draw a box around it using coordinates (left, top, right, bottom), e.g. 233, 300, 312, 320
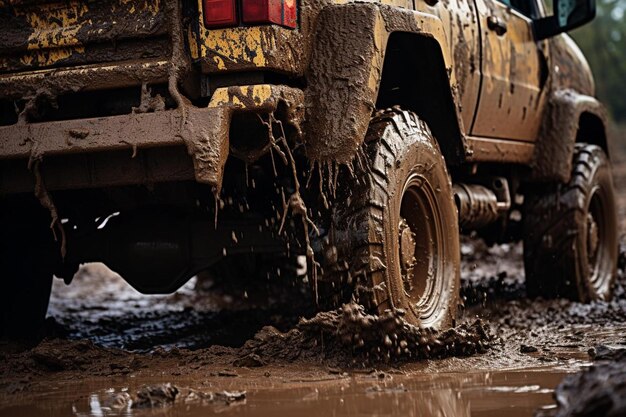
132, 383, 246, 409
236, 302, 494, 366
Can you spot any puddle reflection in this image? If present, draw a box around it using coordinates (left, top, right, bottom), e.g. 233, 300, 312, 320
0, 366, 575, 417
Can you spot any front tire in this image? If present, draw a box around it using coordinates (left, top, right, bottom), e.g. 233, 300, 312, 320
523, 144, 618, 301
326, 110, 460, 330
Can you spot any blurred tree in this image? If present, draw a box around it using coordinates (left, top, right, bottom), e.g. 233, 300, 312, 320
571, 0, 626, 121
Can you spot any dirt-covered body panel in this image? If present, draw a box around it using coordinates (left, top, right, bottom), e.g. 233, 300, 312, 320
192, 0, 480, 164
0, 0, 478, 168
471, 0, 546, 141
0, 0, 615, 318
304, 3, 470, 164
0, 0, 604, 167
531, 34, 609, 182
0, 0, 167, 73
0, 84, 304, 194
532, 88, 608, 182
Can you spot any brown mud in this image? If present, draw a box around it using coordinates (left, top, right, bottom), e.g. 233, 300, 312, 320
1, 234, 625, 416
1, 138, 626, 416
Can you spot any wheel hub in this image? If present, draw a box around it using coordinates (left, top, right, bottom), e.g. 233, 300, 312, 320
587, 212, 599, 266
399, 217, 417, 293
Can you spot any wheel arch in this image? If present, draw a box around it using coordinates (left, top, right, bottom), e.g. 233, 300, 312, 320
376, 31, 466, 165
531, 88, 610, 183
576, 111, 609, 155
303, 3, 467, 166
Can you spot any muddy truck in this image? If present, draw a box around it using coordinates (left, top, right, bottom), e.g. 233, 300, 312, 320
0, 0, 618, 340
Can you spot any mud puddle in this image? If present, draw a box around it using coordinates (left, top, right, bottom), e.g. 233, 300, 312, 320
0, 364, 584, 417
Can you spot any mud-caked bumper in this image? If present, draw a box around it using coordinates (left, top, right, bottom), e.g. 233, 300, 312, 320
0, 84, 304, 194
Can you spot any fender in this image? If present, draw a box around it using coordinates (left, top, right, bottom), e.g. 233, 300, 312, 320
531, 89, 609, 183
303, 3, 467, 165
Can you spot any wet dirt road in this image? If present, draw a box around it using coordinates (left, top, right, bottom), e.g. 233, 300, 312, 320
6, 258, 626, 417
3, 243, 625, 417
1, 140, 626, 416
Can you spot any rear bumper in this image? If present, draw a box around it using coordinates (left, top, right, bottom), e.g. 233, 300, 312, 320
0, 59, 171, 101
0, 84, 304, 194
0, 105, 184, 160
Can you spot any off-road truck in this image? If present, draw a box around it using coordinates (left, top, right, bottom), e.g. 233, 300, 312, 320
0, 0, 617, 340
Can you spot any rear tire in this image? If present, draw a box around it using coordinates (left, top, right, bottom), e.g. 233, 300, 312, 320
523, 144, 618, 301
324, 110, 460, 330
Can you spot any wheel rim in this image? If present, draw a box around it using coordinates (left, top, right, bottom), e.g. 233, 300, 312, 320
587, 185, 612, 297
398, 173, 445, 324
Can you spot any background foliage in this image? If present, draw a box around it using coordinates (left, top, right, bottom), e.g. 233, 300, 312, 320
571, 0, 626, 122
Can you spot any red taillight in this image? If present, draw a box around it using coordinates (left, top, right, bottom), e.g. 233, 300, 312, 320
242, 0, 297, 29
203, 0, 238, 28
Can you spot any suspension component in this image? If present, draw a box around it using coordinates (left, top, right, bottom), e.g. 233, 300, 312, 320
453, 178, 511, 230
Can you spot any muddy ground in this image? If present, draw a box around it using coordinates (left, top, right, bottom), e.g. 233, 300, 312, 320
1, 131, 626, 416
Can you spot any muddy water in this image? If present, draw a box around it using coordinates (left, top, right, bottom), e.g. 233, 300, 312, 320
0, 365, 579, 417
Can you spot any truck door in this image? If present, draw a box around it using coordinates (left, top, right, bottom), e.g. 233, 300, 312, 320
442, 0, 483, 135
471, 0, 545, 141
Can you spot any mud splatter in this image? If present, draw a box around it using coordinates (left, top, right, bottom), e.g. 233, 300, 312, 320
236, 302, 493, 366
31, 161, 66, 258
132, 383, 179, 408
132, 83, 166, 114
13, 338, 134, 374
304, 4, 380, 165
129, 384, 246, 410
532, 89, 608, 182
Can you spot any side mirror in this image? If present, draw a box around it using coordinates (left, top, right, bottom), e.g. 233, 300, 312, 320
533, 0, 596, 40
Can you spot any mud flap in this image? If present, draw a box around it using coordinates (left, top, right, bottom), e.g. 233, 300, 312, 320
181, 106, 232, 192
304, 3, 384, 164
186, 84, 304, 192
